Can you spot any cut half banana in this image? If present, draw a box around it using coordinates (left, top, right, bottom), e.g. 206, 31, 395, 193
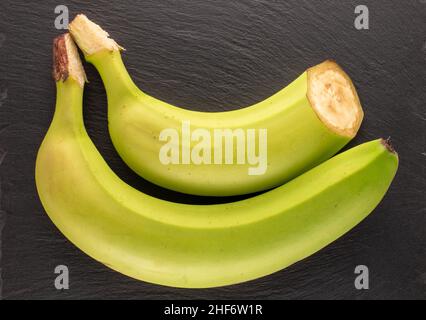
69, 14, 364, 196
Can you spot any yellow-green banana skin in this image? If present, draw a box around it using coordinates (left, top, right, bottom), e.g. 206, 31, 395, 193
88, 51, 351, 196
35, 79, 397, 288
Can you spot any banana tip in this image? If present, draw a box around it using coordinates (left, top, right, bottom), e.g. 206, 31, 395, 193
380, 137, 397, 154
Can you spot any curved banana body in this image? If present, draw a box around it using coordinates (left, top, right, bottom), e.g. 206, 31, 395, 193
69, 15, 364, 196
36, 39, 397, 287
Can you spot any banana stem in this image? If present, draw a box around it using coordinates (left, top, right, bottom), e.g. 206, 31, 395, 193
52, 81, 84, 132
68, 14, 136, 104
87, 50, 141, 104
52, 33, 86, 132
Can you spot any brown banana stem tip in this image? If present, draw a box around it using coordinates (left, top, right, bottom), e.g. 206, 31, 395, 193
52, 33, 87, 87
380, 137, 397, 154
53, 34, 69, 82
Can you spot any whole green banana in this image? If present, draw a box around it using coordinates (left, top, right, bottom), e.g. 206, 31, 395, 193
69, 14, 364, 196
35, 34, 398, 288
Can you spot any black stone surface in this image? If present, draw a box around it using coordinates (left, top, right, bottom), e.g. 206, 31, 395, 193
0, 0, 424, 299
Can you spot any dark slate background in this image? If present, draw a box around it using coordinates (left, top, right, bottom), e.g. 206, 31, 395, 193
0, 0, 425, 300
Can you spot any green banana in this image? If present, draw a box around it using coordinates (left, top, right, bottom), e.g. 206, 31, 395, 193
69, 14, 364, 196
35, 34, 398, 288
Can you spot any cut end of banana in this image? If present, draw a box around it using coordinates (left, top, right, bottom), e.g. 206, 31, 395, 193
69, 14, 124, 56
307, 60, 363, 138
53, 33, 87, 88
